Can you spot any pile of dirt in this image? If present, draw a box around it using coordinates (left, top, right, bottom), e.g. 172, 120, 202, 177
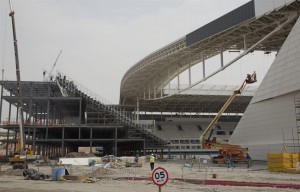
91, 167, 115, 177
0, 168, 23, 176
65, 152, 96, 158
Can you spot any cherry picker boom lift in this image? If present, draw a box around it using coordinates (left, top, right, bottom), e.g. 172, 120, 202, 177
199, 72, 257, 163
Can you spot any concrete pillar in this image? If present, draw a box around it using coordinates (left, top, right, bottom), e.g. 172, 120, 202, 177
33, 127, 36, 154
136, 97, 139, 124
89, 127, 93, 153
220, 46, 224, 67
188, 62, 191, 86
202, 53, 205, 78
5, 129, 10, 156
114, 127, 118, 157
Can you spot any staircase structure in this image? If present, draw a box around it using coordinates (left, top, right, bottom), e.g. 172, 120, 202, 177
55, 72, 166, 148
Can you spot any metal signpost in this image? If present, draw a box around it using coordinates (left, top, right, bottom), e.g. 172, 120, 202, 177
152, 167, 169, 192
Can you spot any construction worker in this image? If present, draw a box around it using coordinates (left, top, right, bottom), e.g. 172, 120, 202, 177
134, 154, 139, 163
227, 153, 235, 171
252, 71, 257, 82
245, 152, 252, 168
149, 154, 155, 170
246, 74, 252, 83
246, 72, 257, 84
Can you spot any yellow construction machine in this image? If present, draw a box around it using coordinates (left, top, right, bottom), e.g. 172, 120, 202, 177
9, 133, 29, 169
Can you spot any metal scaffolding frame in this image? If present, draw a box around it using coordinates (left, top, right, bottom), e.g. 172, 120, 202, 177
0, 75, 165, 158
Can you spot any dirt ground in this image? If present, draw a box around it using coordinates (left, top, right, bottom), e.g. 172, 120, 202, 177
0, 158, 300, 192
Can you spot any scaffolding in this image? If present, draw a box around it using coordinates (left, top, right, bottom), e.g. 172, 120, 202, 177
0, 73, 167, 158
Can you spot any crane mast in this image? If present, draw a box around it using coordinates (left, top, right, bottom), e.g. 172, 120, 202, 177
9, 0, 25, 153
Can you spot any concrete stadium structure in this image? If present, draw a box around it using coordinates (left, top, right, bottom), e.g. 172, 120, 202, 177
121, 0, 300, 160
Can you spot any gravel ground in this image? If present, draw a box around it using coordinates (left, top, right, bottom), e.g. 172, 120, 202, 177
0, 158, 299, 192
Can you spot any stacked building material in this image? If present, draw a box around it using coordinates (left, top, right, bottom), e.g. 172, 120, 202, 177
267, 153, 300, 173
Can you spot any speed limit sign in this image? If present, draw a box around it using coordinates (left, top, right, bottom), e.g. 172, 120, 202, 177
152, 167, 169, 186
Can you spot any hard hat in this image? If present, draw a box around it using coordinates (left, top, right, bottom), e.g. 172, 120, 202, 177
151, 154, 154, 156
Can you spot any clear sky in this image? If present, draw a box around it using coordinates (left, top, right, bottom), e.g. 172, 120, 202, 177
0, 0, 275, 104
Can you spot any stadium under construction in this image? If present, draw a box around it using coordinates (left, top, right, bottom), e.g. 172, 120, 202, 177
1, 0, 300, 160
0, 73, 254, 158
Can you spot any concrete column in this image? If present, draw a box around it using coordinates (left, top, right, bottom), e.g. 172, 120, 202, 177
47, 83, 50, 126
160, 76, 163, 97
220, 46, 224, 67
5, 129, 10, 156
13, 130, 17, 153
39, 107, 42, 125
202, 53, 206, 78
61, 141, 65, 157
143, 140, 146, 156
79, 99, 82, 139
33, 127, 36, 154
35, 103, 38, 124
89, 127, 93, 153
177, 70, 180, 91
79, 99, 82, 125
46, 127, 48, 140
168, 69, 171, 94
28, 83, 33, 124
243, 35, 247, 51
188, 62, 191, 86
136, 97, 139, 124
61, 126, 65, 156
46, 100, 50, 126
16, 107, 19, 123
114, 127, 118, 157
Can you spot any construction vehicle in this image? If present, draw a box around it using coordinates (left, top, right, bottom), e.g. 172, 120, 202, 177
7, 0, 28, 169
199, 72, 257, 163
9, 133, 29, 169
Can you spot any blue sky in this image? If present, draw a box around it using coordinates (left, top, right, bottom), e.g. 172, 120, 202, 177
0, 0, 274, 104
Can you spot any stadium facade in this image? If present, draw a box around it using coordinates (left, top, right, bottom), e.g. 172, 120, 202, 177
230, 13, 300, 159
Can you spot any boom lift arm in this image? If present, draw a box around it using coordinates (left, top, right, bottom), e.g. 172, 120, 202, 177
199, 72, 257, 148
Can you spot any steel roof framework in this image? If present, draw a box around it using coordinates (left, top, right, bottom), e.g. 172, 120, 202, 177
120, 1, 300, 111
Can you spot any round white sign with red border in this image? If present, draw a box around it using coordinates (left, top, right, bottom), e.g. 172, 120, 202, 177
152, 167, 169, 186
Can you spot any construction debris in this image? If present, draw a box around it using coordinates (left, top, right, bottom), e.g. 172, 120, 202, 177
65, 152, 96, 158
92, 167, 115, 176
23, 168, 50, 180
